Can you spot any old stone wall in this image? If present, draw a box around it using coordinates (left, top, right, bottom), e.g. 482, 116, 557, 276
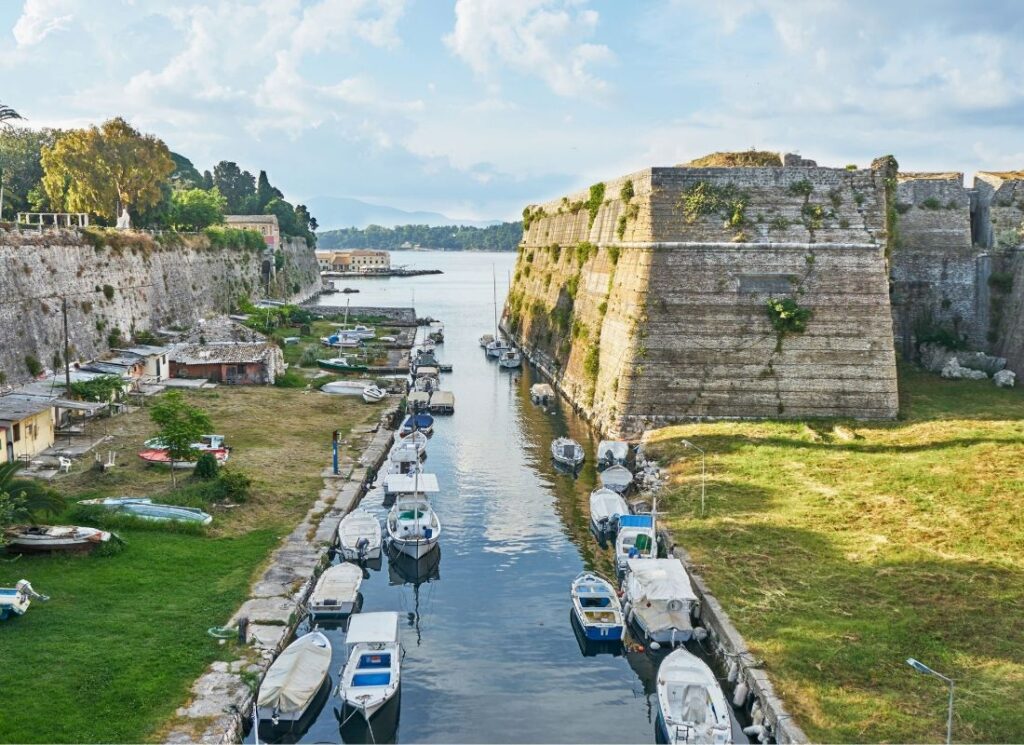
0, 228, 317, 386
506, 163, 900, 437
271, 237, 322, 302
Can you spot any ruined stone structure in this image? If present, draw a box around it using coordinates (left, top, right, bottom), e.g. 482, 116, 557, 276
505, 158, 901, 437
0, 229, 320, 386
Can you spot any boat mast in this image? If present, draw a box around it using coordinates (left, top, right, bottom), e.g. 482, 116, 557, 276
492, 264, 498, 337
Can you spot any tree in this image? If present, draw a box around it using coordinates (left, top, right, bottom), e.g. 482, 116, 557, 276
169, 151, 204, 190
0, 102, 23, 126
149, 391, 212, 485
0, 127, 59, 218
40, 117, 174, 222
0, 462, 66, 519
212, 160, 256, 213
201, 169, 214, 190
256, 170, 282, 211
168, 187, 226, 230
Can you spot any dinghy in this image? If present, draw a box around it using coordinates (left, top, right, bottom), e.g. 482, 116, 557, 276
599, 464, 634, 494
623, 559, 700, 646
339, 612, 402, 722
362, 384, 387, 403
0, 580, 48, 621
257, 631, 332, 724
399, 412, 434, 436
309, 563, 363, 618
551, 437, 585, 468
498, 349, 522, 369
656, 648, 731, 744
589, 488, 630, 536
570, 572, 624, 641
614, 514, 657, 572
596, 440, 629, 469
387, 493, 441, 560
4, 525, 112, 554
530, 383, 556, 405
338, 509, 383, 561
78, 497, 212, 525
321, 333, 361, 348
393, 430, 428, 451
389, 440, 426, 472
479, 334, 494, 348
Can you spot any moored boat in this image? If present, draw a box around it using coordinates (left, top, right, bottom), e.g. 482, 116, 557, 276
623, 559, 701, 646
4, 525, 112, 554
309, 563, 363, 618
485, 338, 509, 358
614, 513, 657, 572
393, 430, 428, 452
551, 437, 585, 468
77, 497, 212, 525
362, 384, 387, 403
596, 440, 629, 469
479, 333, 494, 348
399, 412, 434, 436
338, 509, 383, 561
599, 464, 634, 494
386, 494, 441, 560
256, 631, 332, 724
530, 383, 556, 404
339, 611, 402, 722
570, 572, 624, 642
589, 488, 630, 536
656, 648, 731, 744
498, 349, 522, 368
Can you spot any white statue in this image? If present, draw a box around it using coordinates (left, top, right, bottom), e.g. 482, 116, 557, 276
116, 205, 131, 230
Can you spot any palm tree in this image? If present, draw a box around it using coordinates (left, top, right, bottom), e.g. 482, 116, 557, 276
0, 462, 66, 519
0, 102, 24, 126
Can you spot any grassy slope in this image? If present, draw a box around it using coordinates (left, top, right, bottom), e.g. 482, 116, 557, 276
645, 367, 1024, 743
0, 386, 375, 743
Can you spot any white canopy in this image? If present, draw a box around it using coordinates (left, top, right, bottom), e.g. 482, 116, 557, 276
346, 611, 400, 645
625, 559, 698, 603
414, 366, 439, 378
408, 391, 430, 406
257, 631, 331, 714
383, 472, 440, 494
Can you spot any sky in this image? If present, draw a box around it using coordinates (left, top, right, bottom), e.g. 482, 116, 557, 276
2, 0, 1023, 222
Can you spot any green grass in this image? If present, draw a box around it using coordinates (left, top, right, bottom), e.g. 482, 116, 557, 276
0, 386, 377, 742
646, 366, 1024, 742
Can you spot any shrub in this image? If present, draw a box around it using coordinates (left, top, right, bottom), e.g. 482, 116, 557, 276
102, 284, 115, 301
194, 452, 219, 480
616, 215, 628, 239
566, 274, 581, 299
24, 355, 42, 377
575, 241, 597, 265
213, 470, 251, 503
274, 370, 308, 388
766, 297, 811, 335
584, 343, 600, 380
68, 375, 123, 402
989, 271, 1013, 294
585, 182, 606, 228
787, 179, 814, 198
619, 180, 635, 202
678, 181, 749, 229
769, 216, 791, 232
921, 197, 942, 210
607, 245, 620, 265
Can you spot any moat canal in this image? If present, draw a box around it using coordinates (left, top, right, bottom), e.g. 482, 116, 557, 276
255, 251, 745, 744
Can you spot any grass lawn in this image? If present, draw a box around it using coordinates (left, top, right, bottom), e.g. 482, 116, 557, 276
0, 386, 377, 743
645, 366, 1024, 743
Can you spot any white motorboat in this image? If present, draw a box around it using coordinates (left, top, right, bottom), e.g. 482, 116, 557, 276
309, 563, 363, 618
389, 440, 426, 472
336, 324, 376, 340
656, 648, 732, 744
498, 349, 522, 368
479, 333, 494, 348
570, 572, 624, 642
485, 338, 509, 358
614, 514, 657, 572
596, 440, 629, 469
599, 464, 634, 494
589, 488, 630, 535
4, 525, 112, 553
337, 509, 383, 561
623, 559, 700, 646
257, 631, 332, 723
393, 430, 428, 452
551, 437, 585, 468
383, 470, 440, 500
362, 384, 387, 403
530, 383, 556, 404
0, 580, 48, 622
321, 333, 362, 348
412, 376, 438, 393
339, 612, 402, 721
387, 495, 441, 560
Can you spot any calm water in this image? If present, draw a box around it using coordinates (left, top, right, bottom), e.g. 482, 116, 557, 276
251, 251, 738, 744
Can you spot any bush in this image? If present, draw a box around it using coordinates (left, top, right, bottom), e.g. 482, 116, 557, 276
607, 245, 620, 265
766, 297, 811, 335
24, 355, 43, 377
194, 452, 219, 480
102, 284, 115, 301
274, 370, 308, 388
921, 197, 942, 210
214, 470, 251, 503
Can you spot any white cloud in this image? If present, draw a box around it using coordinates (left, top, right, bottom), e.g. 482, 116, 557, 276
12, 0, 75, 46
444, 0, 614, 98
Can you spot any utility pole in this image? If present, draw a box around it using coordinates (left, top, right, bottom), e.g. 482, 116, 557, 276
61, 295, 71, 390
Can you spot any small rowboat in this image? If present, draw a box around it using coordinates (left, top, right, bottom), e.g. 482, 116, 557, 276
656, 648, 731, 744
399, 413, 434, 437
0, 580, 48, 621
4, 525, 112, 554
362, 384, 387, 403
551, 437, 585, 468
599, 464, 634, 494
138, 448, 229, 469
78, 497, 213, 525
339, 612, 402, 722
589, 488, 630, 535
571, 572, 625, 642
338, 509, 383, 561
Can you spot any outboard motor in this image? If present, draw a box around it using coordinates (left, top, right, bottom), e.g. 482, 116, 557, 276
356, 536, 370, 561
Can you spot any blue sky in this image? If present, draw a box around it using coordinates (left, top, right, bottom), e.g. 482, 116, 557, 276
2, 0, 1023, 221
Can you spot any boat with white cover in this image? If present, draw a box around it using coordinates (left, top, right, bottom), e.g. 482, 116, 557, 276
0, 580, 48, 621
77, 497, 213, 525
389, 441, 426, 472
589, 488, 630, 536
498, 349, 521, 368
656, 648, 732, 744
309, 563, 363, 618
530, 383, 555, 405
596, 440, 629, 469
614, 514, 658, 572
599, 464, 634, 494
623, 559, 700, 646
4, 525, 112, 553
321, 380, 371, 396
387, 494, 441, 560
570, 572, 624, 642
362, 384, 387, 403
257, 631, 332, 723
479, 333, 494, 348
551, 437, 585, 468
339, 611, 402, 721
337, 509, 383, 561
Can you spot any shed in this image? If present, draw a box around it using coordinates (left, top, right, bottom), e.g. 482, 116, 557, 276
170, 342, 285, 385
0, 395, 56, 463
113, 345, 173, 381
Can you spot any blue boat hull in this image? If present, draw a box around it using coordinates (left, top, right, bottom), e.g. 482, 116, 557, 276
583, 623, 624, 641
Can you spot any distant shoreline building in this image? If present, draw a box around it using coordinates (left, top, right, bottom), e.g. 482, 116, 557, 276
225, 214, 280, 249
315, 249, 391, 273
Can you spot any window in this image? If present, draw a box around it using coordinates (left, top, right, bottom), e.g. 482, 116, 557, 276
13, 423, 21, 442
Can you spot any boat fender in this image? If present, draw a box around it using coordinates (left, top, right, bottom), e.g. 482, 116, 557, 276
726, 659, 739, 684
751, 700, 765, 727
743, 724, 766, 739
732, 680, 749, 708
649, 640, 661, 651
692, 626, 708, 642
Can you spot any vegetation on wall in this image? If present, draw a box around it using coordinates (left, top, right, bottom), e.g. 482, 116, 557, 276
677, 181, 750, 234
585, 182, 606, 228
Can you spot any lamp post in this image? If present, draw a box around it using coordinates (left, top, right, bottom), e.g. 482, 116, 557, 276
680, 439, 706, 517
907, 658, 954, 744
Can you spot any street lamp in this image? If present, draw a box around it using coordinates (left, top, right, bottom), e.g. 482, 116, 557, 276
679, 439, 706, 517
907, 658, 954, 744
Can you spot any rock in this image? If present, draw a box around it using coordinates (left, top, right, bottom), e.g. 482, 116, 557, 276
919, 342, 955, 374
994, 369, 1016, 388
956, 351, 1006, 375
940, 358, 989, 380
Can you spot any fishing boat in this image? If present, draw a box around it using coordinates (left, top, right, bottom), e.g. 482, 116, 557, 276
551, 437, 585, 468
338, 611, 402, 722
317, 356, 368, 373
479, 333, 494, 348
530, 383, 556, 405
614, 513, 658, 572
596, 440, 630, 469
623, 559, 700, 646
656, 648, 731, 744
338, 509, 383, 562
498, 348, 522, 369
386, 488, 441, 560
589, 488, 630, 536
309, 563, 363, 618
4, 525, 112, 554
0, 580, 48, 621
320, 333, 362, 348
138, 448, 229, 468
570, 572, 625, 642
389, 441, 426, 473
412, 375, 438, 393
362, 384, 387, 403
77, 497, 212, 525
399, 412, 434, 436
256, 631, 332, 724
599, 464, 634, 494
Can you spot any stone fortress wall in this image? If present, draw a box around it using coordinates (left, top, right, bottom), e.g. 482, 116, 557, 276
0, 230, 320, 387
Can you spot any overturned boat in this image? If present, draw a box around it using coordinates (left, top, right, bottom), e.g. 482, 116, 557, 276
138, 448, 229, 469
256, 631, 332, 724
656, 648, 731, 744
4, 525, 112, 554
623, 559, 701, 646
338, 509, 383, 562
309, 563, 363, 618
78, 497, 212, 525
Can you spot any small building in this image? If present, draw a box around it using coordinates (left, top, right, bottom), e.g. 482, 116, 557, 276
170, 342, 285, 385
113, 345, 172, 382
0, 395, 56, 463
316, 250, 390, 273
79, 356, 146, 380
224, 214, 281, 249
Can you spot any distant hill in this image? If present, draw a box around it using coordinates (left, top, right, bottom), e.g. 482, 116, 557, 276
306, 195, 502, 230
317, 222, 523, 252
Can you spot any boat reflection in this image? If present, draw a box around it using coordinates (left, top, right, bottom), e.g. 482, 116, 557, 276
335, 690, 401, 744
386, 544, 441, 586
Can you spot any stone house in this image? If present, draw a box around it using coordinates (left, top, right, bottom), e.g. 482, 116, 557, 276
0, 395, 56, 463
170, 342, 285, 385
113, 345, 172, 382
224, 214, 281, 249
